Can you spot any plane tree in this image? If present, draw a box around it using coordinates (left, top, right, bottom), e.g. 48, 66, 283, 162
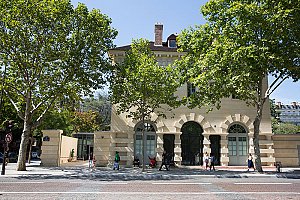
0, 0, 117, 170
109, 39, 180, 171
177, 0, 299, 171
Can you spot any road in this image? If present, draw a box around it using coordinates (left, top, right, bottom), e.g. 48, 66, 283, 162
0, 177, 299, 200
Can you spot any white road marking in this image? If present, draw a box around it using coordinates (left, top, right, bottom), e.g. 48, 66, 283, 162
234, 183, 292, 185
70, 182, 128, 185
152, 182, 212, 185
0, 191, 299, 195
0, 182, 44, 184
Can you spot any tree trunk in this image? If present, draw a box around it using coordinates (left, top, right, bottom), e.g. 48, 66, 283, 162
17, 94, 32, 171
17, 119, 31, 171
141, 115, 146, 172
27, 137, 33, 164
253, 116, 263, 172
253, 78, 266, 173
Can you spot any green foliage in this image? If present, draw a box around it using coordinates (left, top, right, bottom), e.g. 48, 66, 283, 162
72, 110, 102, 133
176, 0, 299, 172
37, 109, 74, 136
81, 92, 111, 126
0, 0, 117, 170
272, 120, 300, 134
177, 0, 300, 108
109, 39, 180, 121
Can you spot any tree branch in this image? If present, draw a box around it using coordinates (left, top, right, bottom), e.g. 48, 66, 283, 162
4, 90, 24, 120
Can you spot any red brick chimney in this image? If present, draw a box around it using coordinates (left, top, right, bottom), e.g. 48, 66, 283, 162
154, 23, 163, 46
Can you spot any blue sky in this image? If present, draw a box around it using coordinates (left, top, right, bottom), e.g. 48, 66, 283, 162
71, 0, 299, 104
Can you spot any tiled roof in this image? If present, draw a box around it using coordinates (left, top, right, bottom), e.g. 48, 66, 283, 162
277, 105, 300, 109
111, 41, 178, 52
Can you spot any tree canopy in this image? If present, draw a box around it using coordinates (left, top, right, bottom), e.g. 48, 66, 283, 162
109, 38, 180, 170
177, 0, 299, 171
0, 0, 117, 170
109, 39, 180, 121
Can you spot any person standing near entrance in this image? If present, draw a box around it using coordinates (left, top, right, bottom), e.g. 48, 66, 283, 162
159, 150, 169, 171
247, 153, 255, 171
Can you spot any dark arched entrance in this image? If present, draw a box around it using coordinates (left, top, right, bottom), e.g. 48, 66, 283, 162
209, 135, 221, 165
180, 121, 204, 165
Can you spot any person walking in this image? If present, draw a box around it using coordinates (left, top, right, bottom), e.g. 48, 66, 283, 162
159, 151, 169, 171
92, 155, 96, 171
88, 153, 93, 169
113, 151, 120, 170
247, 153, 255, 171
209, 153, 216, 171
203, 152, 209, 170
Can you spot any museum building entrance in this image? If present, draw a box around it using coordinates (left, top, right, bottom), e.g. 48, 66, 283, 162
180, 121, 204, 165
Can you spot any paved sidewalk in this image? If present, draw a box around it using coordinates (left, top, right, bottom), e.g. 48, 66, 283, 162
1, 160, 299, 180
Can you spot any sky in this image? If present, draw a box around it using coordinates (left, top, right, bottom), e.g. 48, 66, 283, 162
71, 0, 299, 104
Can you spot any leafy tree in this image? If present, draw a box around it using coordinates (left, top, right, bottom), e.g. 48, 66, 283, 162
269, 99, 279, 119
80, 92, 111, 129
38, 109, 74, 136
272, 120, 300, 134
177, 0, 299, 172
72, 110, 102, 133
109, 39, 180, 171
0, 0, 117, 170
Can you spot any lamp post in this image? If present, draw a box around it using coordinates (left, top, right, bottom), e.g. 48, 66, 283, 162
1, 120, 13, 175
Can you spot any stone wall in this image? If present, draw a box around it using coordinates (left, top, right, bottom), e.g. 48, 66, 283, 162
273, 134, 300, 167
40, 130, 77, 167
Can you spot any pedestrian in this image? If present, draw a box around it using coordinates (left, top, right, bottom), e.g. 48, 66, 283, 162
247, 153, 255, 171
209, 153, 216, 171
113, 151, 120, 170
92, 155, 96, 171
88, 153, 93, 169
203, 152, 209, 170
159, 151, 169, 171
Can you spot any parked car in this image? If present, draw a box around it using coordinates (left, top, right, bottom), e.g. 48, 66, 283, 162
8, 152, 18, 163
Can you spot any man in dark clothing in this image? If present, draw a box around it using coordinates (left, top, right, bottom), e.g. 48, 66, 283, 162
159, 151, 169, 171
210, 153, 216, 171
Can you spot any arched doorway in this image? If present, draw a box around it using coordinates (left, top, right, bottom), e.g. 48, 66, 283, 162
227, 123, 248, 165
134, 122, 156, 165
180, 121, 204, 165
209, 135, 221, 165
163, 134, 175, 166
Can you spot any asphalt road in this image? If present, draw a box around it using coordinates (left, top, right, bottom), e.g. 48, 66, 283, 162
0, 177, 299, 200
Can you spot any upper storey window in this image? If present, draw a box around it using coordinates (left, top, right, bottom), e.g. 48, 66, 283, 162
167, 34, 177, 48
168, 39, 176, 48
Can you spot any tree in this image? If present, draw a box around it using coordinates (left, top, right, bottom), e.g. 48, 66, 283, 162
109, 39, 179, 171
80, 92, 111, 130
177, 0, 299, 172
272, 120, 300, 134
72, 110, 103, 133
0, 0, 117, 171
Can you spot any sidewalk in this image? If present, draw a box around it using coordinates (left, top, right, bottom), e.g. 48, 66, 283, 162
1, 160, 299, 180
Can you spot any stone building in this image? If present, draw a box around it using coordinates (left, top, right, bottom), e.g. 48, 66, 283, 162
276, 102, 300, 126
93, 24, 275, 167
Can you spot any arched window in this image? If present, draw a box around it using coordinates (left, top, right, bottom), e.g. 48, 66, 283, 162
134, 122, 156, 164
228, 124, 247, 133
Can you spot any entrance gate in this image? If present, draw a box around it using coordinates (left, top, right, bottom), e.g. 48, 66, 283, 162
180, 121, 204, 165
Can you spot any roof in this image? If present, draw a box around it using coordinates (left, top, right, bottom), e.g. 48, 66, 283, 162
111, 41, 178, 52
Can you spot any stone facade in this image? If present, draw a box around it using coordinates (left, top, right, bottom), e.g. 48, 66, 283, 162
94, 24, 274, 167
40, 130, 78, 167
273, 134, 300, 167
